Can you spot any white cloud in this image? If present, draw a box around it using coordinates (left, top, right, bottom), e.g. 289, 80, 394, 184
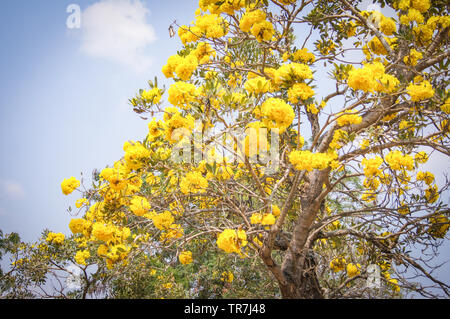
80, 0, 157, 72
0, 179, 25, 200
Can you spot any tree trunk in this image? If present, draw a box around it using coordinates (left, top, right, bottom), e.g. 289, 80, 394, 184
279, 250, 324, 299
278, 170, 327, 299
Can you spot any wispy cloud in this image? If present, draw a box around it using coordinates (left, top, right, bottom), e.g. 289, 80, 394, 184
0, 179, 25, 200
80, 0, 157, 73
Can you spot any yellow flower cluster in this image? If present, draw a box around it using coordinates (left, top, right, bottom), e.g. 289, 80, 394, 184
258, 97, 295, 133
61, 177, 80, 195
123, 141, 151, 171
424, 184, 439, 203
99, 165, 127, 192
179, 250, 193, 265
347, 62, 399, 94
287, 83, 315, 104
92, 222, 128, 244
195, 13, 228, 39
329, 257, 346, 273
362, 156, 383, 177
406, 80, 435, 102
378, 14, 397, 36
283, 48, 315, 64
75, 250, 90, 266
403, 48, 423, 66
414, 151, 428, 164
168, 81, 199, 110
428, 214, 450, 239
250, 212, 276, 226
329, 129, 348, 150
180, 171, 209, 194
336, 111, 362, 127
289, 150, 333, 172
416, 171, 434, 185
129, 196, 151, 217
98, 243, 130, 269
192, 42, 216, 64
360, 11, 397, 36
199, 0, 245, 15
399, 8, 426, 25
216, 228, 248, 254
147, 119, 164, 142
274, 63, 313, 85
69, 218, 92, 236
163, 107, 195, 143
441, 97, 450, 114
244, 76, 272, 94
75, 198, 89, 209
141, 87, 162, 104
152, 210, 175, 230
396, 0, 431, 12
346, 263, 361, 278
243, 122, 269, 157
239, 9, 274, 42
220, 270, 234, 283
385, 150, 414, 170
46, 232, 65, 245
162, 54, 198, 81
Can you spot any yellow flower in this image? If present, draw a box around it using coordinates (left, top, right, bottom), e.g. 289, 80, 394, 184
289, 150, 333, 172
75, 198, 89, 209
336, 111, 362, 127
407, 80, 434, 101
46, 232, 65, 245
261, 213, 276, 226
329, 257, 346, 272
216, 229, 247, 254
69, 218, 91, 235
259, 98, 295, 133
417, 171, 434, 185
274, 63, 313, 85
123, 141, 151, 170
168, 81, 198, 110
250, 20, 274, 42
272, 205, 281, 217
428, 214, 449, 238
180, 171, 208, 194
141, 87, 161, 104
250, 213, 262, 224
129, 196, 151, 217
244, 76, 272, 94
92, 223, 115, 243
403, 48, 423, 66
61, 177, 80, 195
195, 13, 227, 39
179, 250, 193, 265
287, 83, 315, 104
440, 97, 450, 114
346, 263, 361, 278
221, 270, 234, 283
239, 9, 266, 32
75, 250, 90, 266
385, 151, 414, 171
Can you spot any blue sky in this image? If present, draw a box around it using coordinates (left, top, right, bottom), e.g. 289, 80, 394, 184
0, 0, 448, 295
0, 0, 198, 241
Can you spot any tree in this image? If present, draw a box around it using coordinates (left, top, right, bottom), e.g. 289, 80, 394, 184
4, 0, 450, 299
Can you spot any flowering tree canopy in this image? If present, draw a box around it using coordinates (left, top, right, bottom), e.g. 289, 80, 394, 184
2, 0, 449, 299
